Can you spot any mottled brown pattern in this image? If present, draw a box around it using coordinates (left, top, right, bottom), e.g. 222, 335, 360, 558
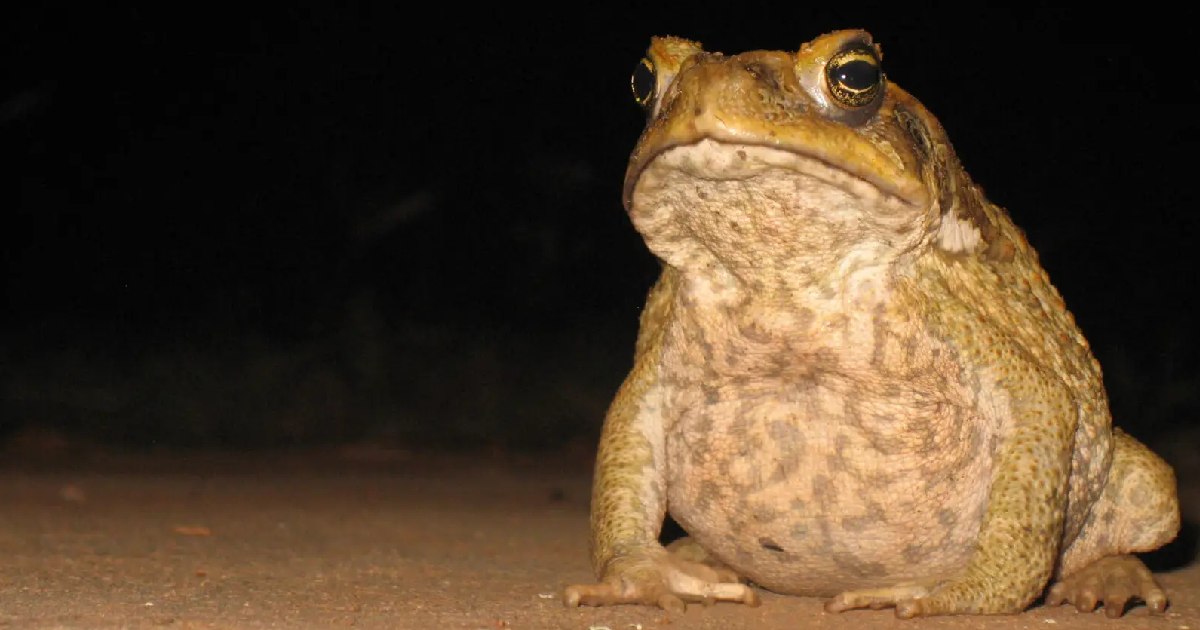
563, 29, 1180, 618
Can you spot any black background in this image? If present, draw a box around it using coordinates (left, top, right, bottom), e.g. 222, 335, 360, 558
4, 5, 1197, 450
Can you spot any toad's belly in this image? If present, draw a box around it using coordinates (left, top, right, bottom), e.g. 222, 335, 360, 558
665, 391, 996, 595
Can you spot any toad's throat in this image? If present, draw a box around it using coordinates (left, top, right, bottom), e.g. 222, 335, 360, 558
626, 141, 925, 275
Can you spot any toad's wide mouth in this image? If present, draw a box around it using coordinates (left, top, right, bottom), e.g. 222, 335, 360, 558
627, 139, 923, 222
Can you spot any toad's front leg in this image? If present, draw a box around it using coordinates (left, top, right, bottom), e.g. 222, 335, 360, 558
561, 366, 757, 611
562, 279, 757, 612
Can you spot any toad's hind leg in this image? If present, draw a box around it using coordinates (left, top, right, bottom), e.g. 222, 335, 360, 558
1050, 429, 1179, 616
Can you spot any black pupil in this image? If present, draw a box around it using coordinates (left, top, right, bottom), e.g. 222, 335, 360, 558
632, 60, 655, 104
834, 59, 878, 90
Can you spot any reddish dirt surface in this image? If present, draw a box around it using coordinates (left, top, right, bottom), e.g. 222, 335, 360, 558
0, 449, 1196, 630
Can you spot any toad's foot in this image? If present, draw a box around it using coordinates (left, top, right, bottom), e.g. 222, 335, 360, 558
824, 582, 938, 618
1045, 555, 1167, 617
827, 573, 1039, 618
563, 545, 759, 613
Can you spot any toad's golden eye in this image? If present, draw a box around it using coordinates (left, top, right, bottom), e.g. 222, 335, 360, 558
825, 44, 884, 108
631, 57, 656, 108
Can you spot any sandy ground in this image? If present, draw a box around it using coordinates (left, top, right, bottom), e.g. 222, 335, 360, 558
0, 450, 1196, 630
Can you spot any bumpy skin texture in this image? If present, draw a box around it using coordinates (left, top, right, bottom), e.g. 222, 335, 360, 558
563, 30, 1180, 618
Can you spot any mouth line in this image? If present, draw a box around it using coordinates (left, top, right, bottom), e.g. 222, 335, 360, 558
628, 138, 924, 212
745, 143, 919, 207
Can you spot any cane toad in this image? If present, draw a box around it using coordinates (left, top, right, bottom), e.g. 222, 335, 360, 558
563, 30, 1180, 618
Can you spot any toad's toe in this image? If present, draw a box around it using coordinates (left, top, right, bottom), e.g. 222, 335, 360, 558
1045, 555, 1167, 617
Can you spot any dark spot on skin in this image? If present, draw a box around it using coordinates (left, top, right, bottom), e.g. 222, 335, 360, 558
716, 457, 732, 478
813, 347, 840, 370
937, 508, 958, 528
759, 537, 785, 552
692, 411, 715, 437
832, 552, 887, 579
766, 462, 787, 484
866, 471, 895, 488
739, 320, 774, 343
764, 434, 804, 484
695, 480, 719, 511
826, 454, 846, 477
818, 519, 834, 545
964, 423, 984, 456
902, 543, 927, 563
840, 513, 873, 533
919, 427, 938, 456
752, 503, 778, 523
985, 235, 1016, 263
770, 352, 793, 374
795, 307, 815, 329
812, 474, 834, 509
728, 410, 753, 437
793, 366, 819, 390
843, 397, 863, 428
744, 432, 765, 456
736, 149, 747, 161
694, 105, 703, 116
